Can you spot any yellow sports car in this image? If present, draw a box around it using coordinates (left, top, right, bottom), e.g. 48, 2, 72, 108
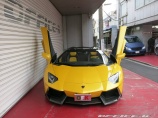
41, 26, 127, 105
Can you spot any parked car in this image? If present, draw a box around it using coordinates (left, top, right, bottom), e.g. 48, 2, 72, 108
40, 26, 127, 105
124, 35, 146, 55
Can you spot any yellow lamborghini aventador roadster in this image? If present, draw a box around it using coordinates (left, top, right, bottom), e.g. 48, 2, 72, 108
41, 26, 127, 105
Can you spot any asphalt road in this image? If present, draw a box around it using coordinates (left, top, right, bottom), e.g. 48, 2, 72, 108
121, 58, 158, 83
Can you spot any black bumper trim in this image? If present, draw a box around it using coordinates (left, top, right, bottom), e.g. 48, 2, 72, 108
46, 87, 121, 105
46, 88, 67, 105
65, 97, 102, 105
100, 88, 121, 105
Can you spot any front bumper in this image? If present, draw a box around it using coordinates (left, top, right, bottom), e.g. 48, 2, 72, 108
124, 49, 146, 55
46, 88, 121, 105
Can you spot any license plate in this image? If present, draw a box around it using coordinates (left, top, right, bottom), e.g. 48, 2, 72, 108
135, 51, 140, 53
74, 94, 91, 101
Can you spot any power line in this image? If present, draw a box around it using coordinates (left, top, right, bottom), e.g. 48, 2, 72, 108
103, 10, 120, 21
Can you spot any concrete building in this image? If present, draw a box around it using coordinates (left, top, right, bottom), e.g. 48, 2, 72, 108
103, 10, 118, 49
103, 10, 118, 29
119, 0, 158, 51
0, 0, 104, 117
93, 0, 119, 49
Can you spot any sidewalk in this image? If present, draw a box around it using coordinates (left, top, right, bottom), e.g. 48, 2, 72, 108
126, 54, 158, 67
3, 69, 158, 118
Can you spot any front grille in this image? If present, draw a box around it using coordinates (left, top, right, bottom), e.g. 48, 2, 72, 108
100, 88, 121, 105
46, 88, 67, 105
131, 47, 142, 51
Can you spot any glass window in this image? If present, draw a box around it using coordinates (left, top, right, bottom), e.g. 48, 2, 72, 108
135, 0, 144, 9
145, 0, 155, 5
120, 2, 127, 17
125, 36, 141, 43
55, 50, 114, 66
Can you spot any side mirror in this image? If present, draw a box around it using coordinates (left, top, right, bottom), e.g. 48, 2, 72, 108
116, 53, 125, 65
42, 52, 51, 60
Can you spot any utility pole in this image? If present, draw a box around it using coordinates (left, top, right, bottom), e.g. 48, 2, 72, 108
99, 5, 103, 49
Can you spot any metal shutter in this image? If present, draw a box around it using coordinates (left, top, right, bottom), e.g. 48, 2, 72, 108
0, 0, 63, 117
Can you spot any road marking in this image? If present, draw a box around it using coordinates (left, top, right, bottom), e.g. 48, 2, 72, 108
44, 105, 55, 118
124, 58, 158, 69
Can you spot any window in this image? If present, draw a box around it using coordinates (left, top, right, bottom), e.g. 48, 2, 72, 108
125, 36, 141, 43
145, 0, 155, 5
135, 0, 144, 9
120, 1, 127, 17
135, 0, 155, 9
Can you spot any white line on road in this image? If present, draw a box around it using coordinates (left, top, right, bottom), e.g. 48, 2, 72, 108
124, 58, 158, 70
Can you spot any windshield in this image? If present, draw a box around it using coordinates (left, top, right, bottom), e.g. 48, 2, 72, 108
125, 36, 141, 43
54, 50, 113, 66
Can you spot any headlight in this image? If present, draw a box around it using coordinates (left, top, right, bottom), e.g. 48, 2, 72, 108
108, 73, 119, 84
142, 46, 145, 50
125, 47, 132, 50
48, 73, 58, 83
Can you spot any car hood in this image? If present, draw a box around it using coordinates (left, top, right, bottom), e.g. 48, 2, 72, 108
47, 64, 121, 93
125, 42, 144, 48
51, 64, 116, 84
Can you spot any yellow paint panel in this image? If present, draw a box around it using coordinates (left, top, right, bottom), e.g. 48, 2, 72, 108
41, 27, 51, 56
116, 26, 127, 55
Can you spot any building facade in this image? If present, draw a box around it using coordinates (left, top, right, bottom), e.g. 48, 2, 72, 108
120, 0, 158, 51
0, 0, 104, 117
93, 0, 119, 49
0, 0, 63, 116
